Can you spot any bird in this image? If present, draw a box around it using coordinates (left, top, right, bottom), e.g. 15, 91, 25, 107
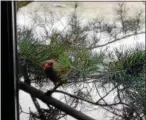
42, 58, 80, 96
42, 59, 61, 86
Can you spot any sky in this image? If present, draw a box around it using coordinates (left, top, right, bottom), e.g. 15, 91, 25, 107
17, 2, 145, 120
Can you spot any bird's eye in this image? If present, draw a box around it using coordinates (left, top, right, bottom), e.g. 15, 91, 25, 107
50, 62, 53, 66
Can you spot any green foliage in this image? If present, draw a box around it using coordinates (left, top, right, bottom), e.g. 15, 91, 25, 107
106, 44, 145, 87
18, 39, 49, 66
104, 44, 145, 118
107, 44, 145, 72
57, 52, 71, 69
18, 26, 104, 84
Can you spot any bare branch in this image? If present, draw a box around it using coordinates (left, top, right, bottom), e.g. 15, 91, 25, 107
19, 81, 96, 120
87, 31, 145, 49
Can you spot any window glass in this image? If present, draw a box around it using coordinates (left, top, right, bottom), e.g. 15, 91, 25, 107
17, 2, 145, 120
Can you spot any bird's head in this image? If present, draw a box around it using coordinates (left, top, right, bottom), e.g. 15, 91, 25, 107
42, 63, 53, 70
42, 59, 57, 70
